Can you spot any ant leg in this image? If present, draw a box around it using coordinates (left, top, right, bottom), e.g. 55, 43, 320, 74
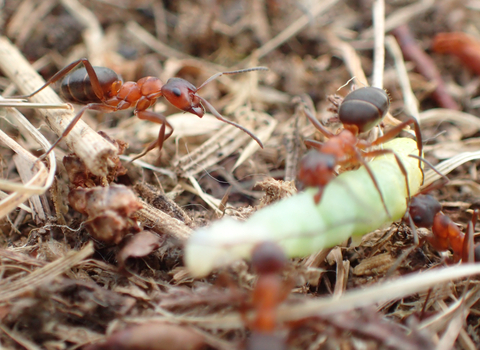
37, 103, 116, 161
131, 110, 173, 161
368, 117, 423, 178
313, 187, 324, 204
408, 154, 449, 185
301, 100, 336, 139
350, 150, 391, 218
405, 213, 420, 245
196, 96, 264, 148
304, 139, 323, 150
363, 149, 411, 204
462, 209, 479, 263
14, 58, 105, 101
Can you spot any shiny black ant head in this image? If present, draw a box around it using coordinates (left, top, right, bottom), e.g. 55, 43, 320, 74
251, 241, 287, 275
162, 78, 204, 117
297, 150, 336, 188
338, 87, 390, 134
409, 194, 442, 228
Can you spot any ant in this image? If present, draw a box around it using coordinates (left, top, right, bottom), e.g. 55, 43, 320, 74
297, 87, 423, 217
406, 190, 480, 263
15, 58, 266, 161
244, 241, 291, 350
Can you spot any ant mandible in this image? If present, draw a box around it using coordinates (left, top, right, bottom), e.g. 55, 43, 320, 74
406, 190, 480, 263
297, 87, 423, 217
16, 58, 267, 161
245, 241, 291, 350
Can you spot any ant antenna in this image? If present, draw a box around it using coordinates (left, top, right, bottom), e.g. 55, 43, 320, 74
408, 154, 449, 183
196, 67, 268, 91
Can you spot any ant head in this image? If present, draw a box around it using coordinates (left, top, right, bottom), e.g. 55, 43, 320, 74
162, 78, 204, 117
251, 241, 287, 275
409, 194, 442, 228
338, 87, 390, 134
298, 150, 336, 188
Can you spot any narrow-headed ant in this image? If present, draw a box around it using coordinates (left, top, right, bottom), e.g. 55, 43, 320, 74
407, 192, 480, 263
245, 241, 291, 350
297, 87, 423, 216
15, 58, 266, 161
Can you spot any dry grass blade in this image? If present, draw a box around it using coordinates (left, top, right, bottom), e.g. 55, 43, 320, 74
386, 35, 420, 121
168, 265, 480, 330
0, 242, 94, 303
423, 151, 480, 187
0, 36, 117, 176
233, 111, 277, 171
136, 199, 192, 242
0, 130, 50, 219
361, 0, 435, 38
0, 101, 70, 109
420, 109, 480, 137
0, 324, 42, 350
173, 123, 258, 178
60, 0, 104, 65
126, 21, 226, 72
372, 0, 386, 88
419, 286, 480, 334
241, 0, 339, 63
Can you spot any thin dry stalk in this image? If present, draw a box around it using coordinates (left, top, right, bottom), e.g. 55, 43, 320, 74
60, 0, 105, 65
385, 35, 420, 121
0, 129, 50, 219
361, 0, 435, 38
0, 242, 94, 303
0, 36, 117, 176
241, 0, 339, 64
152, 265, 480, 331
136, 200, 192, 242
372, 0, 386, 88
0, 324, 42, 350
126, 21, 225, 73
13, 155, 47, 221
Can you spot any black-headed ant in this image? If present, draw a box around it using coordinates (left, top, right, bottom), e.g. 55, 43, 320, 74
15, 58, 266, 161
297, 87, 423, 217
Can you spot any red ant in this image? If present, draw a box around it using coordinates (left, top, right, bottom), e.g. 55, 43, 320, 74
406, 190, 480, 263
15, 58, 266, 161
244, 241, 291, 350
297, 87, 423, 217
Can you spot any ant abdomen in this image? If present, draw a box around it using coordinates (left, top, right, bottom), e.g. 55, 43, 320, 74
338, 87, 390, 133
60, 67, 121, 104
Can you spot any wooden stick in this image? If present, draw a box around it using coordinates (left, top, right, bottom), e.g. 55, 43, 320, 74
0, 36, 117, 176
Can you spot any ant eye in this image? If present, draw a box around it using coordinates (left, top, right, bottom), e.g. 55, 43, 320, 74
172, 88, 182, 97
413, 215, 422, 224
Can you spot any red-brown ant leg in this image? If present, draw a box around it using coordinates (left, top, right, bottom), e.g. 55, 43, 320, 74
368, 117, 423, 180
313, 187, 324, 204
304, 139, 323, 150
196, 96, 264, 148
130, 110, 174, 161
37, 103, 117, 161
15, 58, 105, 101
347, 150, 391, 218
302, 103, 336, 139
363, 148, 411, 203
462, 210, 479, 263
